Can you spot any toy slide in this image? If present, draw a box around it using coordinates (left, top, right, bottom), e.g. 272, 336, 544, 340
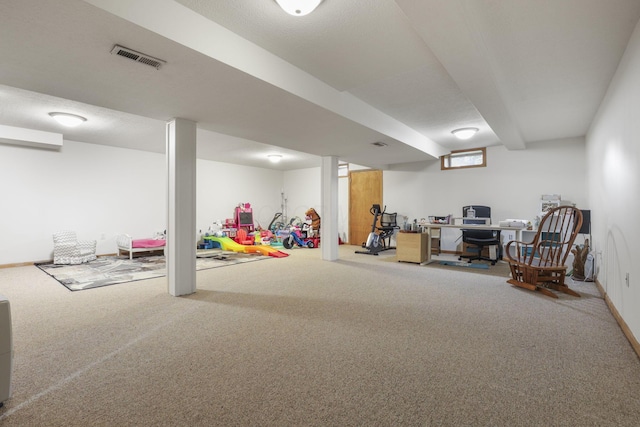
207, 236, 288, 258
245, 245, 289, 258
209, 236, 245, 252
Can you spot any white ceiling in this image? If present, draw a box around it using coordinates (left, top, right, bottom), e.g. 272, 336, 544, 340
1, 0, 639, 171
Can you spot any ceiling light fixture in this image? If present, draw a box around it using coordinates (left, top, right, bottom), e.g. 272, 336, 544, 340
48, 112, 87, 127
275, 0, 322, 16
451, 127, 479, 140
268, 154, 283, 163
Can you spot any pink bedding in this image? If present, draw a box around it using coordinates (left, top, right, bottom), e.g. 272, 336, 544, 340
131, 239, 166, 248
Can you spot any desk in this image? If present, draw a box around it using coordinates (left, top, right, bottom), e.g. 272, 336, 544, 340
421, 223, 525, 264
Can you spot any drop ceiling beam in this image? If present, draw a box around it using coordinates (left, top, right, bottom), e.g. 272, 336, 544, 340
83, 0, 448, 159
396, 0, 526, 150
0, 124, 63, 149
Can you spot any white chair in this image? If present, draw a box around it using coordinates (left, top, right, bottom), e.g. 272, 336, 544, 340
53, 231, 97, 265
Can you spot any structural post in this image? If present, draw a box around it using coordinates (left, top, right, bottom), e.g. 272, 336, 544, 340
166, 118, 197, 296
321, 155, 339, 261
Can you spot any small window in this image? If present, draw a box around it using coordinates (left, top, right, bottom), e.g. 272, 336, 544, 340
441, 147, 486, 170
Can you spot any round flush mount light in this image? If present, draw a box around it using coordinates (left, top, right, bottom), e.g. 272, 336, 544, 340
49, 112, 87, 127
275, 0, 322, 16
268, 154, 283, 163
451, 127, 479, 140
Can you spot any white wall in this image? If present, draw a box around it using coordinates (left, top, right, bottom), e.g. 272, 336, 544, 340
282, 167, 350, 243
0, 140, 285, 265
0, 129, 589, 267
383, 140, 587, 224
587, 19, 640, 340
0, 140, 166, 264
280, 142, 587, 248
381, 140, 587, 248
197, 160, 284, 234
283, 167, 321, 224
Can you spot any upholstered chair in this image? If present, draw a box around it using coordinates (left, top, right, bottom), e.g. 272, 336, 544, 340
53, 231, 97, 264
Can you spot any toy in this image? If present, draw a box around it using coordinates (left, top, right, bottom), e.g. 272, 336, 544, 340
268, 212, 286, 233
235, 202, 254, 233
304, 208, 321, 237
207, 221, 224, 237
236, 229, 254, 245
282, 220, 319, 249
203, 236, 288, 258
258, 229, 273, 246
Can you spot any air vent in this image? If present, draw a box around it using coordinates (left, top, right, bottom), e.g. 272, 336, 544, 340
110, 45, 166, 70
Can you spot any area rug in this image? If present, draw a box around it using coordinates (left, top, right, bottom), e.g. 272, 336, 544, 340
36, 252, 271, 291
379, 254, 511, 278
438, 260, 489, 269
425, 259, 511, 278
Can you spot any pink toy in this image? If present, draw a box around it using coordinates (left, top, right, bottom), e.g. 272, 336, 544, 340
234, 202, 254, 233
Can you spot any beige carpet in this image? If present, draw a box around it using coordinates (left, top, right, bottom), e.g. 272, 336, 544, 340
1, 245, 639, 426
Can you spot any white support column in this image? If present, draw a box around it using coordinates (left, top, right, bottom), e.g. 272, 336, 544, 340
321, 156, 339, 261
166, 118, 197, 296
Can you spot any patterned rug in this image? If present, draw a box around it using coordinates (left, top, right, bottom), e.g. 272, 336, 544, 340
426, 259, 511, 278
380, 254, 511, 278
36, 252, 271, 291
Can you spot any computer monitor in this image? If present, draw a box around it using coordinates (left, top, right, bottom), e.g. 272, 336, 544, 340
578, 209, 591, 234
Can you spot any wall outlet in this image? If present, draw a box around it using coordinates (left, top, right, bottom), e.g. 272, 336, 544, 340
626, 272, 630, 287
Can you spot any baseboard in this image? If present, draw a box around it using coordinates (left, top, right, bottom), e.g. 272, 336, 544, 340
595, 279, 640, 360
0, 253, 118, 269
0, 261, 37, 269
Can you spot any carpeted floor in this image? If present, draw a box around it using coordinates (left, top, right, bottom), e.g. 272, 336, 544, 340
35, 252, 271, 291
1, 245, 638, 426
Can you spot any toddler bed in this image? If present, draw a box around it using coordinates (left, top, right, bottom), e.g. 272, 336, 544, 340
116, 234, 166, 259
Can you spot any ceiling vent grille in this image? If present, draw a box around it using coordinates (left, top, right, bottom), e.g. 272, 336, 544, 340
110, 45, 166, 70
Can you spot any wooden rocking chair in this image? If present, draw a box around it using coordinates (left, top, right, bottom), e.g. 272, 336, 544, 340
505, 206, 583, 298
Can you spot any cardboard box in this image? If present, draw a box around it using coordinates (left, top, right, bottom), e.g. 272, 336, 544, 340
461, 242, 490, 258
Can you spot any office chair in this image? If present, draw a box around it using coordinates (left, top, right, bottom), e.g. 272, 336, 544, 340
459, 205, 501, 265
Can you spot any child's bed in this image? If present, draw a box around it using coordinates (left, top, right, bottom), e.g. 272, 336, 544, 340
116, 234, 166, 259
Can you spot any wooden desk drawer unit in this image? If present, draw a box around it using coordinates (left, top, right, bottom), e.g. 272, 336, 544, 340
396, 232, 429, 264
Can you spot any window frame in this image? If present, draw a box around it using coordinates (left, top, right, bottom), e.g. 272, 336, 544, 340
440, 147, 487, 170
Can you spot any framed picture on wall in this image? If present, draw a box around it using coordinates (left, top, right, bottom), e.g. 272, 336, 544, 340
540, 194, 562, 217
541, 200, 560, 217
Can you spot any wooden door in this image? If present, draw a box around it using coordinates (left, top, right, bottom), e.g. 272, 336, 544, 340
349, 170, 382, 246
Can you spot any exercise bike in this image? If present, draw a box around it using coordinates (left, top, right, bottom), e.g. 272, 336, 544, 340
355, 204, 399, 255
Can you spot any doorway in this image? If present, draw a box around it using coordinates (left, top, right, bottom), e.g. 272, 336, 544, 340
348, 170, 382, 247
